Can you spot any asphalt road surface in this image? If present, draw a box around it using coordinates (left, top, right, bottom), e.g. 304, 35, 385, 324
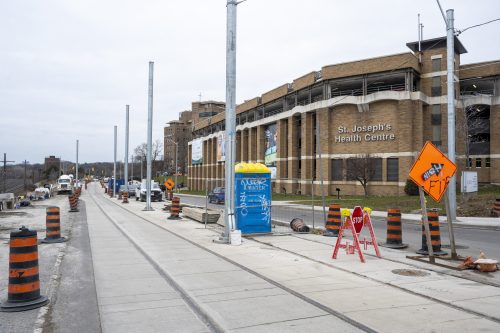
176, 193, 500, 260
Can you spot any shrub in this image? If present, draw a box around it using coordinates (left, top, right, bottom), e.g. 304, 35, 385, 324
404, 179, 419, 196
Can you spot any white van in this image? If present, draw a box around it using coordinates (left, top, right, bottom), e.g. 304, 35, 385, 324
57, 175, 74, 194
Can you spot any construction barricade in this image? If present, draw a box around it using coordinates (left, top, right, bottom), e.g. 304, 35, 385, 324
324, 203, 341, 237
380, 208, 408, 249
68, 194, 79, 212
42, 206, 66, 243
416, 209, 447, 256
332, 206, 381, 263
0, 227, 49, 312
122, 191, 129, 203
492, 198, 500, 217
168, 197, 181, 220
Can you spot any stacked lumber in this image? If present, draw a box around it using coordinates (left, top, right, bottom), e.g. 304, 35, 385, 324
183, 207, 221, 224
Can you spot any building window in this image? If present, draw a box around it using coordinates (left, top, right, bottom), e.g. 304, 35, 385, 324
387, 158, 399, 182
346, 157, 381, 181
331, 159, 343, 181
475, 158, 482, 168
467, 158, 472, 168
431, 76, 441, 96
432, 125, 441, 147
346, 158, 357, 180
432, 58, 441, 72
485, 157, 491, 168
372, 158, 382, 181
431, 104, 442, 147
431, 105, 441, 125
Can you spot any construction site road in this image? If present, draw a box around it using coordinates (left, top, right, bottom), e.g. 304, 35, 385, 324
1, 182, 499, 332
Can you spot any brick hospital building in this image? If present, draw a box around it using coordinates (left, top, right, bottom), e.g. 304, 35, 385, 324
187, 36, 499, 196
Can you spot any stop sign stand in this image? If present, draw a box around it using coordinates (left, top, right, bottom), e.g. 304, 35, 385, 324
332, 206, 381, 263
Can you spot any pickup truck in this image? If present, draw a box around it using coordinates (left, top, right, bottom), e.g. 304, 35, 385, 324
135, 180, 163, 202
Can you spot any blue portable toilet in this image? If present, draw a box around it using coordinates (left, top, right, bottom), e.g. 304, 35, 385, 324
234, 163, 272, 234
108, 179, 125, 193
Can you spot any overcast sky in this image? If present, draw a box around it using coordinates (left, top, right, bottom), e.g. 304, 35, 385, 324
1, 0, 499, 164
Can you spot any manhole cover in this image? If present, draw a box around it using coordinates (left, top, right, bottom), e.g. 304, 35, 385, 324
392, 269, 430, 277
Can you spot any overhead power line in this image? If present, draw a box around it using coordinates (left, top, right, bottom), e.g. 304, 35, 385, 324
456, 18, 500, 35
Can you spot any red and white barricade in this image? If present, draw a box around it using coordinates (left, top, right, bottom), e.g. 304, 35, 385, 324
332, 206, 381, 263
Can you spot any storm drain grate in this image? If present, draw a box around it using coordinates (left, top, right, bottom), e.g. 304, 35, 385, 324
391, 269, 430, 277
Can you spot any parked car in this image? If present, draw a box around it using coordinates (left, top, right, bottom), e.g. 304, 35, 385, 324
208, 187, 225, 204
135, 180, 163, 202
119, 184, 137, 197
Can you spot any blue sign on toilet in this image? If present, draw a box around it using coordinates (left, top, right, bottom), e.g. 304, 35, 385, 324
234, 163, 272, 234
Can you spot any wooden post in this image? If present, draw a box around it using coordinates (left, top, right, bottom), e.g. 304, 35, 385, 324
419, 186, 435, 263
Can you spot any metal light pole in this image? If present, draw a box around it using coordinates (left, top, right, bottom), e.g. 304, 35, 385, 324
131, 155, 134, 181
166, 137, 179, 193
222, 0, 242, 242
125, 105, 129, 184
76, 139, 79, 188
23, 160, 29, 190
113, 126, 117, 197
145, 61, 154, 211
446, 9, 457, 222
2, 154, 15, 193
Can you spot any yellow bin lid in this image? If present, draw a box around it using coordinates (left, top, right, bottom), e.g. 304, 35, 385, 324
235, 163, 271, 174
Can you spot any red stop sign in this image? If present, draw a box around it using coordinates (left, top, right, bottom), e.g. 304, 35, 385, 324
352, 206, 364, 234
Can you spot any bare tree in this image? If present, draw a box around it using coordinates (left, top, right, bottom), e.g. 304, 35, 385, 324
133, 140, 164, 178
133, 140, 163, 162
345, 154, 381, 196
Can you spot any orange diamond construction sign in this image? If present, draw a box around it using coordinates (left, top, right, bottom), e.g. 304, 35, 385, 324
164, 179, 175, 191
408, 141, 457, 202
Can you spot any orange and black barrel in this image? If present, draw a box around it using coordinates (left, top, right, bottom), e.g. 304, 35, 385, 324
417, 209, 447, 255
381, 208, 408, 249
69, 194, 79, 212
0, 226, 49, 312
122, 191, 129, 203
168, 197, 181, 220
290, 218, 310, 233
324, 203, 341, 236
492, 198, 500, 217
107, 188, 113, 197
42, 206, 66, 243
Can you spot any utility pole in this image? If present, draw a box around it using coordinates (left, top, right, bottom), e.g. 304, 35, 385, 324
23, 160, 29, 190
436, 0, 457, 222
222, 0, 241, 242
316, 113, 327, 224
113, 126, 117, 197
166, 137, 179, 193
2, 153, 15, 193
125, 105, 130, 184
130, 155, 134, 181
76, 140, 79, 187
145, 61, 154, 211
446, 9, 457, 222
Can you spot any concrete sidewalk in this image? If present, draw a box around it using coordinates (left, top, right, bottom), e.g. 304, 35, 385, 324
101, 187, 500, 332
